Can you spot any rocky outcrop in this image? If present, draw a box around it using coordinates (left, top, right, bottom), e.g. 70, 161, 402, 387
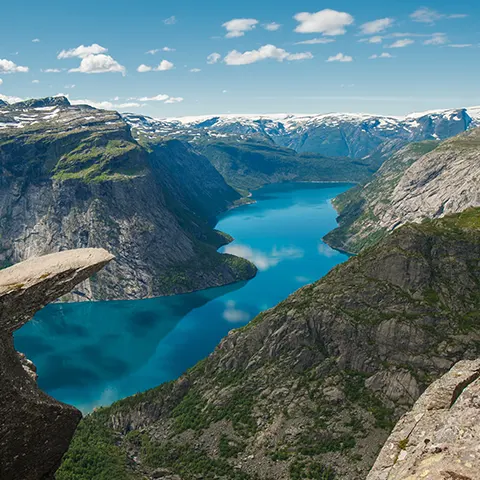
0, 249, 113, 480
326, 128, 480, 253
58, 209, 480, 480
0, 97, 256, 301
368, 359, 480, 480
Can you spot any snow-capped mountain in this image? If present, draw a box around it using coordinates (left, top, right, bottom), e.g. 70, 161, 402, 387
124, 107, 479, 159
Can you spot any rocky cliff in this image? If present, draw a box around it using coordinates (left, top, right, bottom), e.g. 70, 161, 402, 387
368, 359, 480, 480
325, 127, 480, 253
0, 97, 256, 301
0, 248, 113, 480
58, 208, 480, 480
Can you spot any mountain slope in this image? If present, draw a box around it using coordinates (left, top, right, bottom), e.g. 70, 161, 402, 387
0, 97, 256, 300
325, 127, 480, 253
58, 208, 480, 480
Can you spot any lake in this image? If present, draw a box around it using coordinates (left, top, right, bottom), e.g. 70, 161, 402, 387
14, 182, 352, 412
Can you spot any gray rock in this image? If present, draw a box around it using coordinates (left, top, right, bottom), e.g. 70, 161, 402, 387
367, 359, 480, 480
0, 248, 113, 480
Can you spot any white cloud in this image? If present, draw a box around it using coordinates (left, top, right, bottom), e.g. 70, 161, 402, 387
69, 54, 126, 75
369, 52, 394, 59
223, 300, 250, 323
222, 90, 228, 93
223, 18, 258, 38
32, 38, 40, 43
448, 44, 472, 48
137, 64, 152, 72
424, 33, 448, 45
317, 243, 341, 257
32, 79, 40, 83
294, 9, 354, 36
162, 47, 175, 52
0, 78, 3, 85
388, 39, 414, 48
410, 7, 467, 24
327, 52, 353, 62
359, 35, 383, 44
58, 43, 107, 59
295, 37, 335, 45
146, 49, 159, 55
135, 94, 183, 104
137, 60, 173, 72
360, 18, 394, 35
263, 22, 281, 31
70, 98, 141, 109
156, 60, 174, 71
190, 68, 201, 72
64, 84, 76, 89
164, 97, 183, 104
164, 16, 177, 25
0, 93, 23, 103
42, 68, 61, 73
0, 59, 29, 74
207, 52, 221, 64
224, 44, 313, 65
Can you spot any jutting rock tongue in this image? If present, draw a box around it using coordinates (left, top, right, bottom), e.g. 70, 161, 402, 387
0, 249, 114, 480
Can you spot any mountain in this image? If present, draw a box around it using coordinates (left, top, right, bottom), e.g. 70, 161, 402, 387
128, 106, 479, 160
325, 127, 480, 253
124, 115, 379, 192
0, 97, 256, 301
58, 208, 480, 480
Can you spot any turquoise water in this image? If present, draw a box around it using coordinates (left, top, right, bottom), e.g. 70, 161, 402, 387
14, 182, 351, 412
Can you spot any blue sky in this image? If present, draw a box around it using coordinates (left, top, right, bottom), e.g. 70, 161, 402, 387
0, 0, 479, 117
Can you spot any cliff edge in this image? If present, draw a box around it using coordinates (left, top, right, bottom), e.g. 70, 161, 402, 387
0, 249, 113, 480
368, 359, 480, 480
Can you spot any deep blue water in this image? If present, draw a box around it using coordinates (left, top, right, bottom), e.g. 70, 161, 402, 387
14, 182, 351, 412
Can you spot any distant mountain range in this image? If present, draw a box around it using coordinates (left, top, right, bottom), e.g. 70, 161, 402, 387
124, 106, 480, 159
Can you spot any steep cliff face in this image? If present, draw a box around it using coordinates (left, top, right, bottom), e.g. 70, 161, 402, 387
326, 128, 480, 253
59, 209, 480, 480
0, 249, 113, 480
368, 359, 480, 480
0, 97, 256, 300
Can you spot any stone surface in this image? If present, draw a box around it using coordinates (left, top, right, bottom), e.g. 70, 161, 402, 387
0, 248, 113, 480
368, 359, 480, 480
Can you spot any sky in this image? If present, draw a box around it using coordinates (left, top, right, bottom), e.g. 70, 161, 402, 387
0, 0, 479, 118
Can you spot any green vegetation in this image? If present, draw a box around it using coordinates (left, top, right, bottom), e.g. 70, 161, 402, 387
218, 434, 246, 458
56, 417, 136, 480
140, 437, 252, 480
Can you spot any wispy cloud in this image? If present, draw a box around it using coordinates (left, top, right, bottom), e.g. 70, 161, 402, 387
424, 33, 448, 45
295, 38, 335, 45
58, 43, 107, 59
369, 52, 394, 59
388, 39, 414, 48
410, 7, 467, 24
263, 22, 281, 31
327, 53, 353, 62
224, 44, 313, 65
207, 52, 221, 64
360, 18, 394, 35
223, 300, 250, 323
223, 244, 304, 270
164, 16, 177, 25
359, 36, 383, 44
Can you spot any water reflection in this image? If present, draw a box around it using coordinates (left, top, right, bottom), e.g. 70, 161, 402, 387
14, 182, 352, 411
